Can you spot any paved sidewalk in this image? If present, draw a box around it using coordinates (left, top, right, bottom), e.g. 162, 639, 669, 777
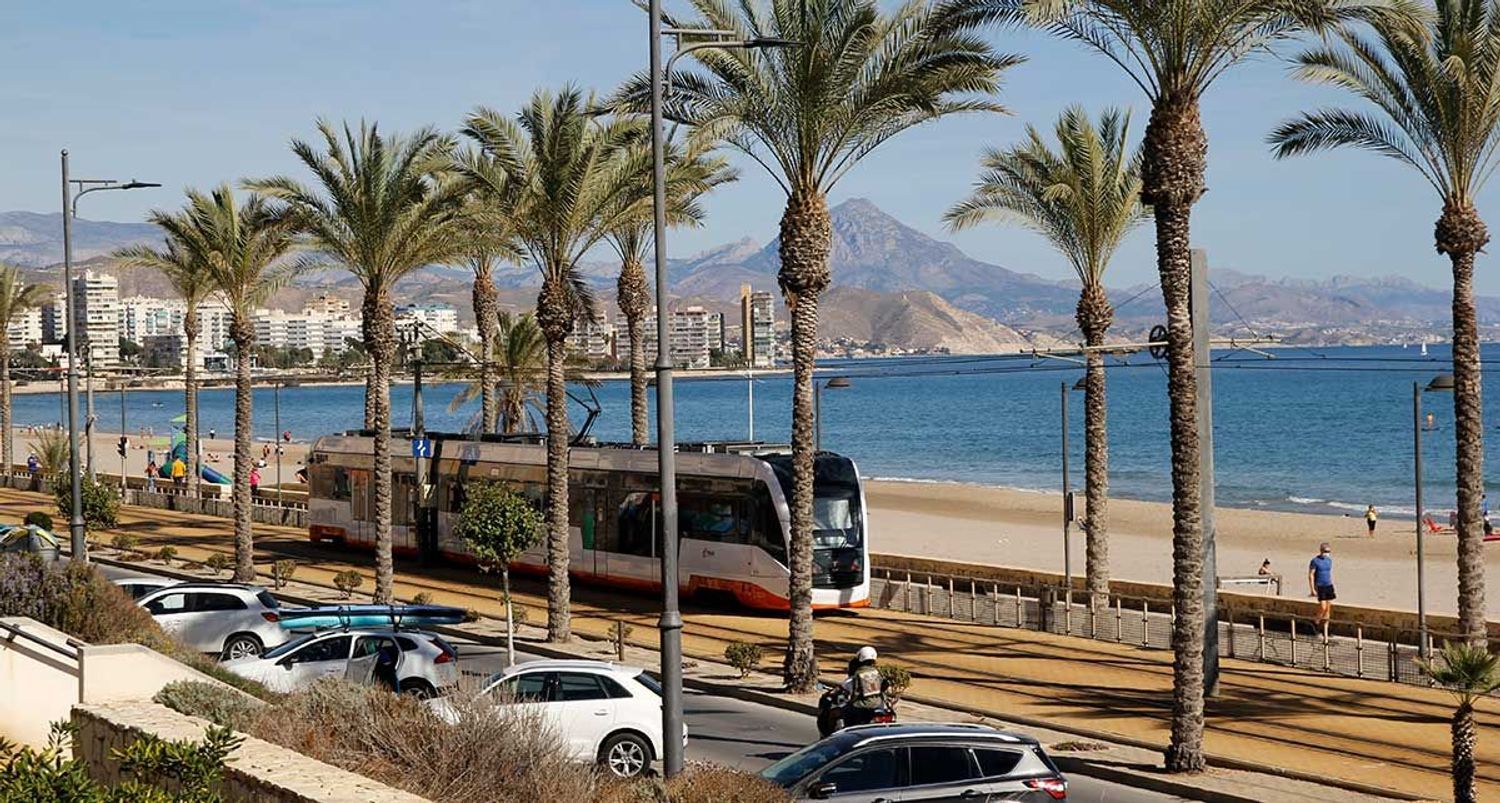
11, 488, 1489, 801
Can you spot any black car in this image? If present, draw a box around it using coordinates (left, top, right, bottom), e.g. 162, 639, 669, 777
760, 723, 1068, 802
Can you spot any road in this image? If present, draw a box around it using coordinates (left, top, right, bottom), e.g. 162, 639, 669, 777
101, 564, 1187, 801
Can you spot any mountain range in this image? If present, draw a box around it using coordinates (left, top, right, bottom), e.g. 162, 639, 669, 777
3, 201, 1495, 351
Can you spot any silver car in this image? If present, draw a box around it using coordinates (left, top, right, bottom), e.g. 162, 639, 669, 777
760, 723, 1068, 802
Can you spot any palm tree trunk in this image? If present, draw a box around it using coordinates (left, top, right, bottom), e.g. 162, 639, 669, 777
184, 309, 200, 499
617, 257, 651, 446
1143, 97, 1208, 774
230, 316, 256, 583
1, 335, 12, 487
777, 190, 833, 694
544, 335, 572, 642
1077, 285, 1113, 610
1452, 700, 1477, 803
472, 256, 500, 434
1437, 201, 1489, 645
364, 366, 376, 431
364, 293, 397, 603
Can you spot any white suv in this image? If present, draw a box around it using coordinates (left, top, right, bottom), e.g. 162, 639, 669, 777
432, 659, 683, 778
136, 583, 287, 660
222, 628, 459, 696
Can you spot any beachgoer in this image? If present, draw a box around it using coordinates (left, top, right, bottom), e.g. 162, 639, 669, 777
145, 460, 158, 493
262, 444, 271, 461
249, 467, 261, 495
1308, 542, 1335, 628
208, 428, 216, 440
294, 466, 308, 484
1258, 559, 1273, 577
283, 430, 291, 443
1365, 505, 1377, 537
171, 457, 186, 486
26, 454, 39, 477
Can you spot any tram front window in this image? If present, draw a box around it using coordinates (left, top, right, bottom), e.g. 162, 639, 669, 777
812, 488, 861, 550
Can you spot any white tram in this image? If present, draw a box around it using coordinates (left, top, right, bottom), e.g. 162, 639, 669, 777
305, 434, 871, 610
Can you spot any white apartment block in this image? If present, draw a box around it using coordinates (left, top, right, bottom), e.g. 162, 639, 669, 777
740, 285, 775, 369
567, 314, 615, 362
253, 308, 361, 359
5, 308, 43, 347
613, 309, 658, 364
72, 271, 120, 368
707, 312, 725, 353
395, 304, 459, 337
41, 292, 67, 344
119, 296, 235, 356
669, 306, 712, 369
306, 294, 351, 317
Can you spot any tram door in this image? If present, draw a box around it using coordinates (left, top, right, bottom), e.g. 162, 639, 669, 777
350, 469, 372, 546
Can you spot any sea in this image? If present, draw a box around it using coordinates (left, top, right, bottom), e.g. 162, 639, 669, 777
11, 343, 1497, 520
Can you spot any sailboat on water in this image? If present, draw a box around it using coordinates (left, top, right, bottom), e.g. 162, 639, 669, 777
1421, 342, 1429, 356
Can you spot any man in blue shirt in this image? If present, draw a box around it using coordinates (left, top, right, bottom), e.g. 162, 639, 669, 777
1308, 542, 1335, 628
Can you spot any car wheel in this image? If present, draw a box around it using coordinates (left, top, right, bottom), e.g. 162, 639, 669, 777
599, 732, 652, 779
220, 634, 263, 661
399, 679, 435, 698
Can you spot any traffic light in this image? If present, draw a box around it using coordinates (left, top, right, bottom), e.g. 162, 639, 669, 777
117, 436, 128, 458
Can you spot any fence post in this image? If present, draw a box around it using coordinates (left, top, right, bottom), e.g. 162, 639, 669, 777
1015, 587, 1024, 629
905, 572, 912, 612
1290, 618, 1298, 666
1141, 601, 1150, 647
970, 580, 977, 622
947, 576, 954, 620
1322, 621, 1331, 673
1257, 615, 1266, 661
1355, 626, 1364, 679
925, 575, 933, 616
1226, 607, 1234, 659
1388, 633, 1398, 683
1115, 597, 1123, 643
992, 583, 999, 626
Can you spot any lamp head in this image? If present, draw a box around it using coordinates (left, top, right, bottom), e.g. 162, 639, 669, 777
119, 181, 162, 190
825, 376, 851, 389
1425, 374, 1456, 392
746, 36, 799, 49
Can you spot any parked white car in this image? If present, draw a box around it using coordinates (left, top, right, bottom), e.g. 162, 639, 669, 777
111, 576, 178, 600
222, 628, 459, 695
430, 659, 683, 778
135, 583, 287, 659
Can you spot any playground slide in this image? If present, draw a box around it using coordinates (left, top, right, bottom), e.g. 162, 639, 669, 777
201, 465, 232, 485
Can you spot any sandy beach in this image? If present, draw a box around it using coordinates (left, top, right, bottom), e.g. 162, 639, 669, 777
866, 478, 1499, 620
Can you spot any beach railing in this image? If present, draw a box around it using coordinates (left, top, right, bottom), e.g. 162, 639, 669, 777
869, 567, 1482, 688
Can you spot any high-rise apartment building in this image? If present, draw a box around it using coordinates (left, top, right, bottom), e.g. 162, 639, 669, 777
669, 306, 712, 369
567, 313, 615, 362
394, 304, 459, 336
739, 285, 775, 368
72, 271, 120, 367
5, 308, 43, 347
41, 292, 67, 344
707, 312, 725, 354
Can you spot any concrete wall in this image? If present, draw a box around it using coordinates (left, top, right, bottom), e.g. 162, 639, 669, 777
0, 618, 81, 747
78, 643, 237, 706
872, 552, 1500, 640
73, 701, 425, 803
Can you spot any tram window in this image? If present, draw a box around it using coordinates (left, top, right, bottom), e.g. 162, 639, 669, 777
394, 474, 415, 526
616, 492, 656, 557
570, 490, 599, 550
680, 495, 744, 544
332, 468, 351, 501
447, 482, 467, 512
749, 484, 787, 565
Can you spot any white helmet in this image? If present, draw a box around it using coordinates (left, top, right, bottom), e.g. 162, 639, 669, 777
855, 646, 878, 663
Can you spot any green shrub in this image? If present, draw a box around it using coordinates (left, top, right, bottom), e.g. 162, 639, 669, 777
204, 553, 231, 577
333, 569, 363, 598
0, 720, 242, 802
723, 642, 764, 678
22, 511, 52, 531
154, 546, 178, 566
54, 475, 119, 532
110, 533, 138, 553
878, 664, 912, 701
411, 592, 433, 605
271, 559, 297, 589
154, 680, 261, 731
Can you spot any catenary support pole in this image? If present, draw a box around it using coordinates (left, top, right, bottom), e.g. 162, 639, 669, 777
61, 151, 86, 561
1061, 381, 1071, 603
1413, 382, 1428, 658
1192, 249, 1220, 696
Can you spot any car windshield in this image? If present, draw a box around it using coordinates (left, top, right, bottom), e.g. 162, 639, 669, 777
634, 672, 662, 696
760, 739, 850, 788
261, 633, 316, 660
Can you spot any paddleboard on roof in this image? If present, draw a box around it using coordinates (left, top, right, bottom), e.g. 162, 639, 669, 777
275, 604, 466, 630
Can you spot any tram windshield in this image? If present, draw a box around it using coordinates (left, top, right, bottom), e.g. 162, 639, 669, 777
766, 454, 865, 554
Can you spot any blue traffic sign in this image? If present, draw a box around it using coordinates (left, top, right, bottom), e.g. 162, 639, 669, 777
412, 438, 433, 458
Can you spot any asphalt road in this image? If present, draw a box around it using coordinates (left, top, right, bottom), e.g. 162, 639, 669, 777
101, 564, 1190, 802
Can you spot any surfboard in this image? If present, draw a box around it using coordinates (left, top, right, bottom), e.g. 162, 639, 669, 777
275, 604, 466, 630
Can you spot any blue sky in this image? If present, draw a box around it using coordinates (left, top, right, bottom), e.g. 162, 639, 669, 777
2, 1, 1491, 293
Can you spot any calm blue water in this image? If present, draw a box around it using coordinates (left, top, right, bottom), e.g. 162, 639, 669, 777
12, 344, 1495, 518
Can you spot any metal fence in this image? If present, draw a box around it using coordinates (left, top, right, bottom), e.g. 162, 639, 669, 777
869, 568, 1470, 688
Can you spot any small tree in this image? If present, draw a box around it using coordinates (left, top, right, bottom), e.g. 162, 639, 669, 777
53, 474, 118, 532
453, 479, 542, 667
1421, 642, 1500, 803
332, 570, 363, 599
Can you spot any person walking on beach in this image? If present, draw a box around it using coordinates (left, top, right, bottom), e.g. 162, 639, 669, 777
1365, 504, 1378, 537
249, 466, 261, 496
171, 457, 186, 487
1308, 542, 1335, 628
145, 460, 158, 493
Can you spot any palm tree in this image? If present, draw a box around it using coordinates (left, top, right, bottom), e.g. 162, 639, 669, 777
453, 149, 522, 434
605, 139, 736, 445
951, 0, 1373, 769
447, 311, 549, 434
0, 264, 51, 483
612, 0, 1019, 692
1270, 0, 1495, 645
946, 106, 1145, 610
124, 186, 297, 582
1421, 641, 1500, 803
461, 88, 649, 642
115, 235, 219, 500
248, 121, 466, 602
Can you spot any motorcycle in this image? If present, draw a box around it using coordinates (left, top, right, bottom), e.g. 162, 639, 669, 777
816, 683, 897, 738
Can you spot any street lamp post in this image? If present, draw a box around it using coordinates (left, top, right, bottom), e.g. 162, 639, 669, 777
647, 9, 795, 777
1414, 373, 1455, 659
814, 376, 851, 453
59, 150, 158, 560
85, 345, 96, 480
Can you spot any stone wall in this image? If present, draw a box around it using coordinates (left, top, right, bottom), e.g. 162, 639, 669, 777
73, 701, 425, 803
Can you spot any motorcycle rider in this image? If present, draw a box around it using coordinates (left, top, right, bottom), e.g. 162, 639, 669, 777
838, 646, 887, 727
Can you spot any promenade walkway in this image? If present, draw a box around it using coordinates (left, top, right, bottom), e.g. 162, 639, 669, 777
7, 487, 1491, 800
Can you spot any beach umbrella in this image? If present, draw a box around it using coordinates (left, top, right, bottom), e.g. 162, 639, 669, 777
169, 413, 188, 424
